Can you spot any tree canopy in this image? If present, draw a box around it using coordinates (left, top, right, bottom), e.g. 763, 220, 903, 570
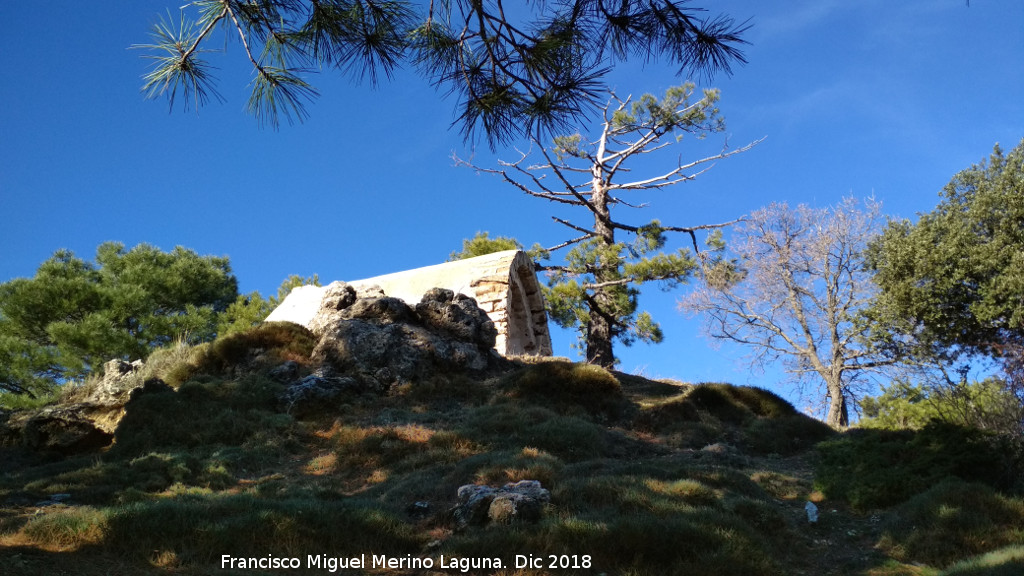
867, 139, 1024, 363
136, 0, 749, 144
0, 243, 238, 396
461, 84, 757, 367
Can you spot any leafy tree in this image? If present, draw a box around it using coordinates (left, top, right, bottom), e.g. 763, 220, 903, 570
217, 274, 321, 336
460, 84, 758, 367
136, 1, 749, 143
0, 242, 238, 395
866, 140, 1024, 440
680, 198, 890, 428
866, 139, 1024, 364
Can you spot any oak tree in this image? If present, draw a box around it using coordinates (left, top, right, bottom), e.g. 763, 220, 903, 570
867, 139, 1024, 363
866, 139, 1024, 437
681, 198, 889, 427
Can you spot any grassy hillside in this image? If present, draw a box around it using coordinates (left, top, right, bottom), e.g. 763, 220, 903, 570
1, 326, 1022, 575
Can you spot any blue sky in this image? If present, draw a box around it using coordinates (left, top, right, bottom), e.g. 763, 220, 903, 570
1, 2, 1022, 413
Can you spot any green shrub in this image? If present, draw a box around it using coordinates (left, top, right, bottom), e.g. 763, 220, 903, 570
443, 509, 780, 576
503, 361, 629, 421
744, 415, 836, 455
20, 506, 107, 549
751, 471, 810, 501
0, 388, 60, 410
638, 383, 796, 430
816, 423, 1015, 510
941, 546, 1024, 576
635, 394, 702, 430
99, 494, 420, 564
471, 447, 564, 487
329, 423, 477, 472
460, 403, 610, 461
681, 385, 755, 424
111, 375, 291, 456
718, 385, 797, 419
728, 496, 790, 535
398, 373, 491, 406
158, 322, 316, 387
685, 384, 796, 423
879, 480, 1024, 569
208, 321, 317, 367
635, 384, 817, 452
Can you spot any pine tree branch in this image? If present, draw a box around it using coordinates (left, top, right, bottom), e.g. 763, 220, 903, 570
552, 216, 595, 236
182, 7, 228, 64
225, 2, 265, 73
453, 151, 588, 206
613, 137, 765, 191
536, 142, 602, 213
546, 234, 593, 252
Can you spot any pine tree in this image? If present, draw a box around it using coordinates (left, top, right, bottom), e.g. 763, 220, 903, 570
134, 1, 749, 144
0, 242, 238, 396
460, 84, 758, 367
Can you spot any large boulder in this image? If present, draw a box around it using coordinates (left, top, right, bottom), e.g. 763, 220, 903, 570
451, 480, 551, 529
415, 288, 498, 345
17, 405, 115, 452
306, 284, 500, 391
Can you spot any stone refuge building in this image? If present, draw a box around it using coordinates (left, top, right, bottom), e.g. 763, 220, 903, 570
265, 250, 553, 357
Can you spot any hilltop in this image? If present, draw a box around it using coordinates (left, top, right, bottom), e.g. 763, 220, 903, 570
1, 320, 1022, 576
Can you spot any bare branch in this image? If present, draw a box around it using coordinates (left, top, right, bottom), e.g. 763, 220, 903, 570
551, 216, 594, 236
545, 234, 593, 252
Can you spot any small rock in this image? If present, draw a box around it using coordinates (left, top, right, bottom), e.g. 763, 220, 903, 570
406, 501, 431, 518
269, 360, 300, 382
701, 442, 736, 454
278, 372, 360, 415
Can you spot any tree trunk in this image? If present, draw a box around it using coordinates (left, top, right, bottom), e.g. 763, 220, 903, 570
825, 378, 849, 428
586, 174, 617, 368
586, 312, 615, 367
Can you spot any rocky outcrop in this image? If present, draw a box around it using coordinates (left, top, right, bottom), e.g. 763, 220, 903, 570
3, 284, 508, 448
303, 283, 501, 392
89, 359, 146, 405
17, 406, 116, 452
277, 371, 361, 415
451, 480, 551, 529
3, 359, 159, 453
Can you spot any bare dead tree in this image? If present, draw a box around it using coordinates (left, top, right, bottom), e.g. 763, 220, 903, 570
680, 198, 892, 427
